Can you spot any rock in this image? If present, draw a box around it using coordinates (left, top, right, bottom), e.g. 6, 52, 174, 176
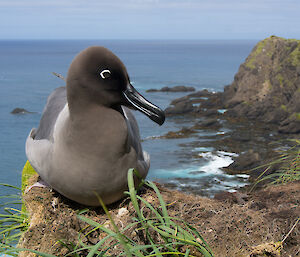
170, 90, 215, 105
231, 133, 252, 142
202, 109, 220, 117
170, 95, 190, 105
187, 89, 213, 97
223, 36, 300, 134
250, 242, 282, 257
225, 150, 261, 174
200, 93, 224, 109
162, 127, 196, 139
166, 89, 225, 117
117, 207, 129, 218
278, 114, 300, 134
11, 108, 32, 114
146, 88, 163, 92
146, 85, 195, 93
193, 118, 221, 129
278, 90, 300, 133
165, 101, 195, 115
170, 86, 195, 92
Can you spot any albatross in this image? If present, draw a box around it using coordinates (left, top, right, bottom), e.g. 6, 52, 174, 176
25, 46, 165, 206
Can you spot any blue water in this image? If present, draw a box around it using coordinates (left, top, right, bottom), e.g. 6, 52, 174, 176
0, 39, 257, 195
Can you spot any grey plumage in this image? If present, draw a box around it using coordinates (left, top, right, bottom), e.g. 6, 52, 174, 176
34, 87, 66, 141
26, 46, 164, 206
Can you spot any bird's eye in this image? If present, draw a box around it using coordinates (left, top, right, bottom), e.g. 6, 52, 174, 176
100, 69, 111, 79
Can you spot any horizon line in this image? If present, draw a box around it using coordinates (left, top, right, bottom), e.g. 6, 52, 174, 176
0, 38, 262, 41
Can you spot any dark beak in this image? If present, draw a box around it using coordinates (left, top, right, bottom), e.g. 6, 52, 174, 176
123, 83, 165, 125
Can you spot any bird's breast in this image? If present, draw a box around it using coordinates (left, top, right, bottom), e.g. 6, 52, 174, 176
54, 104, 130, 159
48, 104, 137, 194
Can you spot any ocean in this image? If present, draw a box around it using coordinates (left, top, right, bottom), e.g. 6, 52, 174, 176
0, 39, 257, 197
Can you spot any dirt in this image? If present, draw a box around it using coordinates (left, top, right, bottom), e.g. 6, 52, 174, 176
18, 173, 300, 257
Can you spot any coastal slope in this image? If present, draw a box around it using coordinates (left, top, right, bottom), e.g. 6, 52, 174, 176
18, 171, 300, 257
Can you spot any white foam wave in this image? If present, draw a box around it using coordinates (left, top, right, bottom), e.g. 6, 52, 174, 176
192, 147, 215, 152
150, 166, 204, 179
198, 151, 238, 174
151, 151, 239, 179
217, 151, 238, 157
143, 135, 161, 140
236, 174, 250, 179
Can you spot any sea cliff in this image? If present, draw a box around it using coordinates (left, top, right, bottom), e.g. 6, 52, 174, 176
223, 36, 300, 133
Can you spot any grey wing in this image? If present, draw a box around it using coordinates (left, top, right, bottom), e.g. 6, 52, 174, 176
34, 86, 67, 141
26, 86, 67, 177
121, 106, 150, 177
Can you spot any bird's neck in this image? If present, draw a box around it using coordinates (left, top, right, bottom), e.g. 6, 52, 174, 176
66, 77, 99, 117
61, 102, 130, 158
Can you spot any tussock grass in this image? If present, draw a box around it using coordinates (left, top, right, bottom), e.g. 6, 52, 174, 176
252, 139, 300, 189
0, 184, 29, 256
72, 169, 214, 256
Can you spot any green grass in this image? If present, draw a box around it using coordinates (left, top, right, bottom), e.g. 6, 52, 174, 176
0, 184, 29, 257
0, 169, 214, 257
21, 161, 37, 194
276, 74, 284, 87
252, 139, 300, 188
245, 38, 268, 69
72, 169, 214, 256
280, 104, 287, 112
289, 42, 300, 66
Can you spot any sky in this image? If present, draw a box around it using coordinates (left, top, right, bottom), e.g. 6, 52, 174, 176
0, 0, 299, 40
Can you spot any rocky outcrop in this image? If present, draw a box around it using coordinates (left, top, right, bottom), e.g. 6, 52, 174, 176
192, 118, 222, 129
165, 100, 195, 115
224, 150, 262, 174
146, 85, 195, 92
164, 36, 300, 134
11, 108, 32, 114
223, 36, 300, 134
164, 89, 224, 116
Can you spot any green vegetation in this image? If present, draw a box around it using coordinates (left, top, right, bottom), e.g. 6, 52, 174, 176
288, 112, 300, 121
242, 101, 251, 106
0, 184, 29, 256
245, 42, 263, 69
245, 38, 270, 69
289, 42, 300, 66
72, 169, 214, 256
245, 36, 300, 70
286, 38, 300, 43
276, 74, 284, 87
21, 161, 37, 194
280, 104, 287, 112
253, 139, 300, 186
1, 169, 214, 256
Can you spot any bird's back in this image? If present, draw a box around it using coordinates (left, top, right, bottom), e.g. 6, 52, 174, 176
34, 86, 67, 141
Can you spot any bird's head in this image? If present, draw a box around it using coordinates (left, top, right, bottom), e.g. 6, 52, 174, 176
67, 46, 165, 125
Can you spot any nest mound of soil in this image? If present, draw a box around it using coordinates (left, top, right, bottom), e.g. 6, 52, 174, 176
18, 172, 300, 257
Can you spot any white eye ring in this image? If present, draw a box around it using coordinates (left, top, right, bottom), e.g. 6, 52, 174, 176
100, 69, 111, 79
